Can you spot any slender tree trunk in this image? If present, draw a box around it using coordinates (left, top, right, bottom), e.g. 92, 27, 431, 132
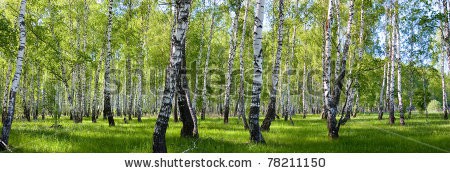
261, 0, 284, 131
201, 1, 216, 120
353, 92, 359, 117
302, 63, 307, 118
248, 0, 266, 143
1, 0, 27, 150
286, 19, 296, 125
344, 55, 355, 120
393, 0, 404, 125
137, 4, 150, 123
334, 0, 342, 81
153, 0, 192, 153
323, 0, 334, 134
237, 0, 250, 130
22, 69, 30, 122
34, 73, 41, 120
224, 0, 242, 123
104, 0, 115, 126
321, 19, 328, 120
92, 52, 102, 123
193, 0, 206, 116
378, 63, 387, 120
442, 0, 449, 120
125, 1, 133, 122
385, 61, 390, 112
441, 50, 448, 120
2, 64, 12, 124
423, 74, 428, 119
387, 0, 396, 125
352, 0, 364, 118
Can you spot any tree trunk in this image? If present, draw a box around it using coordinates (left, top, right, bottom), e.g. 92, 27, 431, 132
153, 0, 192, 153
177, 59, 198, 138
2, 64, 12, 124
385, 61, 390, 112
192, 0, 206, 116
334, 0, 342, 81
442, 0, 449, 120
22, 68, 30, 122
302, 62, 307, 118
248, 0, 266, 143
326, 0, 354, 139
1, 0, 27, 150
378, 63, 387, 120
224, 0, 242, 124
125, 1, 133, 122
323, 0, 334, 135
441, 49, 448, 120
201, 1, 216, 120
387, 0, 396, 125
92, 51, 103, 123
352, 0, 364, 118
34, 73, 41, 120
343, 52, 355, 120
261, 0, 284, 131
104, 0, 115, 126
237, 0, 250, 130
137, 5, 149, 123
286, 16, 296, 125
393, 0, 404, 125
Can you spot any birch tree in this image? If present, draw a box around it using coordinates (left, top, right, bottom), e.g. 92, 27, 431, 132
441, 47, 448, 119
394, 0, 405, 125
248, 0, 265, 143
388, 0, 396, 125
201, 0, 216, 120
153, 0, 192, 153
125, 0, 133, 123
442, 0, 449, 120
352, 0, 365, 118
1, 0, 27, 151
378, 63, 387, 120
237, 0, 250, 129
92, 52, 102, 123
224, 0, 242, 123
261, 0, 284, 131
325, 0, 355, 138
192, 0, 206, 115
104, 0, 115, 126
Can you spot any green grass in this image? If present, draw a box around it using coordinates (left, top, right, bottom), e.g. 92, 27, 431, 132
5, 113, 450, 153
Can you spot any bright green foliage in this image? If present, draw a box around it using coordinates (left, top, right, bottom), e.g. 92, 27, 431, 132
427, 100, 442, 113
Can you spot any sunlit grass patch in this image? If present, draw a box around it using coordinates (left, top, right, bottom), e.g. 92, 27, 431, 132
5, 113, 450, 153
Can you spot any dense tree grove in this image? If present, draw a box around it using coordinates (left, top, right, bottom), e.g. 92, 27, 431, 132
1, 0, 450, 152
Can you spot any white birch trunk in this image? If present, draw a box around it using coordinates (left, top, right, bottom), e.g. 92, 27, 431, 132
249, 0, 266, 143
224, 0, 242, 123
201, 0, 216, 120
104, 0, 115, 126
261, 0, 284, 131
153, 0, 192, 153
237, 0, 250, 129
1, 0, 27, 149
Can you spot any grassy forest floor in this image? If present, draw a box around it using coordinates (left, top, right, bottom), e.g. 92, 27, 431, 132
5, 113, 450, 153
